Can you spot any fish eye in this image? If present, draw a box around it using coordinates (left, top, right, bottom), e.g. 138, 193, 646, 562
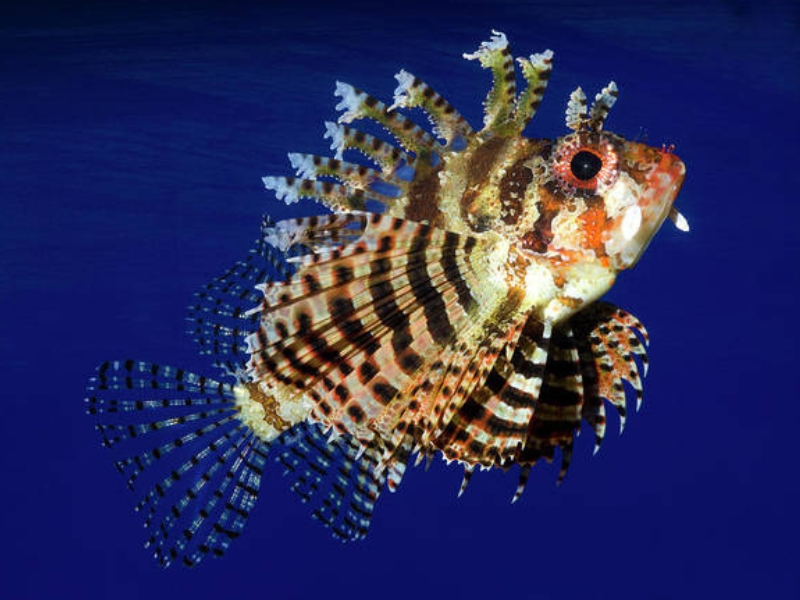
552, 134, 619, 192
570, 150, 603, 180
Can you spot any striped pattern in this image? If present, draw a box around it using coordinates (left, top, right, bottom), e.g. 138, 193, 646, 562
247, 213, 487, 444
324, 122, 417, 175
262, 212, 371, 255
288, 153, 407, 194
588, 82, 619, 132
391, 69, 475, 146
572, 301, 649, 438
566, 82, 619, 133
262, 177, 397, 212
432, 317, 549, 467
86, 360, 269, 567
463, 30, 518, 134
513, 50, 554, 133
274, 422, 387, 541
565, 87, 588, 132
86, 32, 675, 565
334, 82, 441, 156
518, 326, 585, 483
513, 301, 650, 499
187, 224, 293, 375
185, 225, 405, 541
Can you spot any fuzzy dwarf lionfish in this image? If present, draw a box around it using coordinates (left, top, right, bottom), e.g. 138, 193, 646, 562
86, 31, 688, 567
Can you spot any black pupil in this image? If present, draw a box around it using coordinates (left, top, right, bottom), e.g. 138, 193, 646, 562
570, 150, 602, 181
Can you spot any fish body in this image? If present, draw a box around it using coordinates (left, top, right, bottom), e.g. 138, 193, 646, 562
86, 31, 687, 566
248, 32, 684, 467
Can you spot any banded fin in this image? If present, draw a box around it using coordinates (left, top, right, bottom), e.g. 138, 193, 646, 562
288, 152, 407, 196
185, 225, 404, 542
263, 177, 396, 212
384, 429, 415, 492
390, 69, 474, 146
86, 360, 268, 567
457, 463, 475, 497
324, 122, 417, 175
463, 30, 517, 134
511, 465, 531, 503
511, 302, 650, 494
573, 302, 649, 439
587, 82, 619, 132
262, 212, 372, 255
187, 221, 294, 375
513, 50, 554, 132
431, 317, 549, 467
274, 423, 387, 541
247, 213, 490, 449
517, 325, 586, 484
566, 83, 619, 132
464, 31, 555, 135
565, 87, 588, 132
334, 82, 440, 157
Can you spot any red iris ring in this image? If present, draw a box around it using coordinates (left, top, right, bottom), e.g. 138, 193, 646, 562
552, 136, 618, 192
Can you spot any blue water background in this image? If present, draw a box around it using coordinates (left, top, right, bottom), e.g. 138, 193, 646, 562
2, 1, 799, 598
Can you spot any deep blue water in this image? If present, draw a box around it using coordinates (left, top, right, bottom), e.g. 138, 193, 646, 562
2, 1, 799, 598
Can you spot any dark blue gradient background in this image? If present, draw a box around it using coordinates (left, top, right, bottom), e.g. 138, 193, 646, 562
2, 1, 798, 598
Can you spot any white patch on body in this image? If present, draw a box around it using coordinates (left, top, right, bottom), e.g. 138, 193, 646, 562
523, 261, 558, 311
603, 172, 640, 219
621, 204, 642, 240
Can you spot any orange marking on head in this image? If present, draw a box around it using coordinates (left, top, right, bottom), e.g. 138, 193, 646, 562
579, 205, 608, 250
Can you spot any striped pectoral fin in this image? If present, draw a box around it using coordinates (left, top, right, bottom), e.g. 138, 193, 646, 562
258, 260, 473, 434
463, 30, 517, 134
431, 315, 550, 468
247, 214, 483, 442
274, 422, 387, 541
572, 301, 650, 437
86, 360, 270, 567
516, 325, 585, 494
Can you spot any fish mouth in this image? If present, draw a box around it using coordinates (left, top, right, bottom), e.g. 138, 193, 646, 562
652, 150, 687, 232
624, 150, 687, 268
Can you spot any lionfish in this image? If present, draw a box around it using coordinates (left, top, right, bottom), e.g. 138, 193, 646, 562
86, 31, 688, 567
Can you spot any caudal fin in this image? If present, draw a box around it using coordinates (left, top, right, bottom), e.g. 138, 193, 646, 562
86, 360, 269, 567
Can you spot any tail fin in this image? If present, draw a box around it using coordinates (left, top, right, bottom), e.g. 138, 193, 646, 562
87, 359, 395, 565
86, 360, 269, 567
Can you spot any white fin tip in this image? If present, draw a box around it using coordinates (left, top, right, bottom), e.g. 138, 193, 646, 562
669, 206, 690, 231
463, 30, 508, 60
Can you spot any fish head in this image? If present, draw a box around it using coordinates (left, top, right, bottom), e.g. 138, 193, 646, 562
542, 130, 687, 271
